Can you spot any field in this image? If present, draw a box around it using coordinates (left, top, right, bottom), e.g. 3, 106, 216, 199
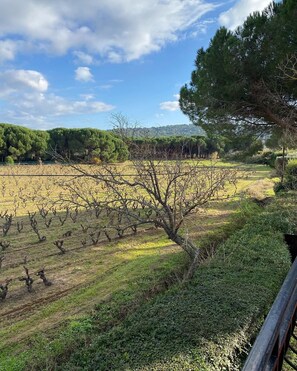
0, 161, 274, 369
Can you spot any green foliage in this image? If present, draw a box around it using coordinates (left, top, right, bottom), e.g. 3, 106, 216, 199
284, 159, 297, 189
274, 181, 286, 194
224, 139, 264, 162
0, 123, 49, 162
249, 151, 277, 167
0, 123, 128, 163
180, 0, 297, 136
229, 199, 262, 229
227, 151, 278, 167
274, 159, 297, 191
5, 156, 14, 164
55, 201, 294, 370
48, 127, 128, 163
131, 135, 227, 158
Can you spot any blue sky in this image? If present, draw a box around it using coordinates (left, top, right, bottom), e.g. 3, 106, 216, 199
0, 0, 272, 131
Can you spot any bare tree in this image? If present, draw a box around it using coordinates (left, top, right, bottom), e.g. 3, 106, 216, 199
111, 112, 141, 146
110, 112, 150, 158
67, 158, 238, 263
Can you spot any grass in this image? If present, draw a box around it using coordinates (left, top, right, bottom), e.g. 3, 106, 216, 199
56, 194, 296, 371
0, 162, 278, 370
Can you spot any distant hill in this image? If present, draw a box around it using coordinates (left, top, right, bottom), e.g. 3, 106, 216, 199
131, 124, 205, 138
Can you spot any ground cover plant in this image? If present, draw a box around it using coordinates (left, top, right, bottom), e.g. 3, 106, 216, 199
0, 161, 275, 370
56, 193, 297, 371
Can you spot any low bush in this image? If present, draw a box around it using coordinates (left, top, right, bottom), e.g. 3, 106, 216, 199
224, 151, 277, 166
275, 156, 288, 176
284, 159, 297, 190
59, 199, 295, 370
5, 156, 14, 164
248, 151, 277, 167
275, 159, 297, 192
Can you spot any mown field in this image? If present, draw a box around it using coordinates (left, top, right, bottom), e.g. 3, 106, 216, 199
0, 161, 274, 370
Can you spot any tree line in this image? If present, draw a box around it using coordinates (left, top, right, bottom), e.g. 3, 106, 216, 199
0, 122, 266, 164
0, 124, 129, 164
130, 133, 263, 159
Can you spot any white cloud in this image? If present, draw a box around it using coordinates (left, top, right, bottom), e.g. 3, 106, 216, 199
0, 0, 217, 63
73, 51, 94, 65
0, 69, 48, 96
8, 92, 113, 116
160, 94, 180, 111
0, 68, 114, 127
80, 93, 94, 101
75, 66, 94, 82
160, 101, 180, 111
0, 40, 18, 63
219, 0, 272, 30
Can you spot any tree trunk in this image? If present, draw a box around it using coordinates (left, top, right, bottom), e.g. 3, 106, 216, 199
281, 145, 286, 184
171, 233, 199, 260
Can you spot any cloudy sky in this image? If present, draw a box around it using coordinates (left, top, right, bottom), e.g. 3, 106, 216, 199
0, 0, 272, 130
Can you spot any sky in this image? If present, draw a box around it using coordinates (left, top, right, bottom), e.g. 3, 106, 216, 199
0, 0, 273, 131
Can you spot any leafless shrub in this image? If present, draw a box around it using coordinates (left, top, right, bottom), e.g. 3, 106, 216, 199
29, 217, 46, 242
0, 241, 10, 251
36, 268, 52, 286
131, 224, 137, 235
90, 231, 101, 245
28, 211, 36, 222
115, 226, 124, 238
69, 207, 79, 223
104, 228, 112, 242
19, 267, 34, 293
45, 217, 53, 228
38, 205, 49, 219
15, 220, 23, 233
80, 224, 90, 234
0, 279, 11, 300
58, 207, 69, 226
2, 214, 13, 236
53, 240, 66, 254
62, 230, 72, 238
0, 210, 8, 219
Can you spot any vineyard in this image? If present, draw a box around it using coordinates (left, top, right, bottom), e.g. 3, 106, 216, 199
0, 162, 273, 365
